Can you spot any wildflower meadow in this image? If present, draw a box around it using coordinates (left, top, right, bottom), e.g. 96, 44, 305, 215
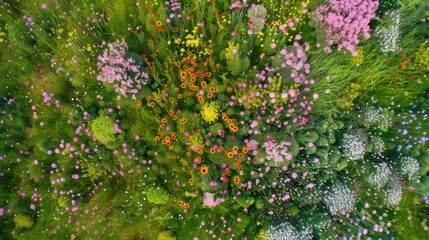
1, 0, 429, 239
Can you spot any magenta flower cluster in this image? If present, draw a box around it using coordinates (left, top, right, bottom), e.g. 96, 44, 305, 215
311, 0, 379, 55
96, 39, 149, 99
278, 43, 311, 84
263, 140, 293, 166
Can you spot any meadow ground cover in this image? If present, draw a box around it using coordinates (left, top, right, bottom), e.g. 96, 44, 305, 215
0, 0, 429, 239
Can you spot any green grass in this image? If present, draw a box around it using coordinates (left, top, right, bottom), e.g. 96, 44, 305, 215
1, 0, 429, 239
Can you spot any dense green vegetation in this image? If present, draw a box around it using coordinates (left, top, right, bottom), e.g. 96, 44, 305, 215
1, 0, 428, 239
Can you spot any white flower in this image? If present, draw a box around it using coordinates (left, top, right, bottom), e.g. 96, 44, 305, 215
384, 180, 402, 207
247, 5, 267, 19
400, 156, 419, 180
370, 136, 386, 154
375, 10, 401, 53
360, 106, 391, 129
325, 184, 356, 214
266, 222, 312, 240
367, 163, 392, 188
341, 130, 367, 160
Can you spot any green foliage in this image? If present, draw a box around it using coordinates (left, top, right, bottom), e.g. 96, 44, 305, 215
376, 0, 401, 17
158, 231, 176, 240
416, 42, 429, 71
146, 187, 169, 204
13, 215, 34, 229
0, 0, 428, 239
81, 161, 106, 181
416, 176, 429, 195
90, 115, 116, 143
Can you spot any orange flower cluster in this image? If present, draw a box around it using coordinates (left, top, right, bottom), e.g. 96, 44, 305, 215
177, 200, 190, 209
221, 112, 239, 132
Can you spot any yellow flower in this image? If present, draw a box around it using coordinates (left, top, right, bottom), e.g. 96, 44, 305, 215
201, 102, 219, 124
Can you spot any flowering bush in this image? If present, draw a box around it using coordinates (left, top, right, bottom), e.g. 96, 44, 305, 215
96, 39, 149, 99
375, 9, 401, 53
0, 0, 429, 239
311, 0, 379, 55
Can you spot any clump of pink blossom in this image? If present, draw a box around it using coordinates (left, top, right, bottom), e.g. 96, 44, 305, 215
96, 39, 149, 99
311, 0, 379, 55
203, 192, 224, 207
263, 140, 294, 166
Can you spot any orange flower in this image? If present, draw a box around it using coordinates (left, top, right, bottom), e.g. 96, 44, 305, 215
180, 118, 188, 124
200, 165, 209, 174
233, 176, 240, 185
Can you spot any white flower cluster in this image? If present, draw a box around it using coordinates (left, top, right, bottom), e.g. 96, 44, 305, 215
384, 180, 403, 207
247, 5, 267, 34
375, 10, 401, 53
367, 163, 392, 188
400, 156, 420, 180
360, 106, 391, 129
369, 136, 386, 154
266, 222, 312, 240
325, 184, 356, 214
341, 130, 367, 160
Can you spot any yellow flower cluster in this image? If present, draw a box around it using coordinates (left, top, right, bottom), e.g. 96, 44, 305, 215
201, 102, 219, 124
14, 214, 34, 228
225, 42, 240, 60
185, 26, 201, 47
351, 46, 364, 66
339, 83, 361, 109
256, 0, 310, 42
0, 25, 7, 43
67, 29, 77, 43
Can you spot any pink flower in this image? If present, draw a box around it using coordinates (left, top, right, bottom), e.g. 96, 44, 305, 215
203, 192, 223, 207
